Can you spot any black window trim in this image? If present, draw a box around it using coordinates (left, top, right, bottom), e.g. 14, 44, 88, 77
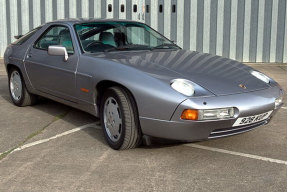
108, 4, 112, 12
33, 24, 75, 55
159, 4, 163, 13
12, 26, 42, 45
133, 4, 137, 12
73, 21, 180, 54
120, 4, 125, 12
146, 4, 150, 13
172, 4, 176, 13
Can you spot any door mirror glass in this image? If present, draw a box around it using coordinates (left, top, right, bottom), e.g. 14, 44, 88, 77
48, 45, 68, 61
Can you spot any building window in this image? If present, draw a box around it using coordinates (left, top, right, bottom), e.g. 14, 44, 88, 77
172, 4, 176, 13
146, 5, 150, 13
121, 4, 125, 12
133, 4, 137, 12
108, 4, 112, 12
159, 4, 163, 13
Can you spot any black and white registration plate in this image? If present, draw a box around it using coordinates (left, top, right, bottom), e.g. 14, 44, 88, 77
233, 110, 273, 127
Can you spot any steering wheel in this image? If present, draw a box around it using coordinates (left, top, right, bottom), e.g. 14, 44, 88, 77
85, 41, 104, 49
85, 41, 115, 52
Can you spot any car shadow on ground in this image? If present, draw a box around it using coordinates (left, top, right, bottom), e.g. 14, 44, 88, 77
0, 84, 106, 146
0, 89, 185, 150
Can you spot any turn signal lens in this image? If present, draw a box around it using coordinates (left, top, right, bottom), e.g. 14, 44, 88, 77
275, 96, 283, 109
181, 109, 198, 120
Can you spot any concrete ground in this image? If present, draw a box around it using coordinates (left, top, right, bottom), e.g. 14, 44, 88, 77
0, 59, 287, 192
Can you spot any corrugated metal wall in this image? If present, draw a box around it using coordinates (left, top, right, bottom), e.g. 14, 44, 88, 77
0, 0, 287, 63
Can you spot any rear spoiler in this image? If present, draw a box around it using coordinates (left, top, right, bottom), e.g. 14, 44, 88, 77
14, 35, 23, 39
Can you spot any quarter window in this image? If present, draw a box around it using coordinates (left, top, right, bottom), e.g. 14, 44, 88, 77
34, 26, 74, 54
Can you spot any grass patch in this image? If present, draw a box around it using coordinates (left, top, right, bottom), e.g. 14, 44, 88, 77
0, 148, 16, 160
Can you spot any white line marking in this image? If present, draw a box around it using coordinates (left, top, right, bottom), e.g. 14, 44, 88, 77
0, 123, 100, 156
185, 144, 287, 165
2, 122, 287, 166
282, 107, 287, 109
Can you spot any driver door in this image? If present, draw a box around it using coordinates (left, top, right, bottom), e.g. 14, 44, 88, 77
24, 25, 78, 102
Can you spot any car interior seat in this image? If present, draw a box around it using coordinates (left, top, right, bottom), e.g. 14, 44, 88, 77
114, 32, 126, 47
99, 32, 116, 47
59, 29, 74, 53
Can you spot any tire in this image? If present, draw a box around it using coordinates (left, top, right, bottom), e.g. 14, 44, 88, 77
8, 68, 37, 107
100, 87, 142, 150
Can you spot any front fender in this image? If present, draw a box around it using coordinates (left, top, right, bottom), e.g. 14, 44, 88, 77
77, 56, 187, 121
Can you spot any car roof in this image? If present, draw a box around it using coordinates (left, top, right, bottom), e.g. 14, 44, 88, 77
46, 18, 142, 25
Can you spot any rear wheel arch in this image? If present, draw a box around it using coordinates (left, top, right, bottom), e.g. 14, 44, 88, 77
7, 64, 20, 74
7, 66, 37, 106
7, 63, 32, 90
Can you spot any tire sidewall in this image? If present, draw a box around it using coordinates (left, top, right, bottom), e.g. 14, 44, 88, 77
100, 88, 127, 150
8, 69, 25, 106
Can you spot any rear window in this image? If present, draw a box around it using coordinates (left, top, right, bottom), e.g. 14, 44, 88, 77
13, 27, 42, 45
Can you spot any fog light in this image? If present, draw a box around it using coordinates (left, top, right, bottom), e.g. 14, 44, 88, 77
275, 96, 283, 109
198, 108, 234, 120
181, 109, 198, 120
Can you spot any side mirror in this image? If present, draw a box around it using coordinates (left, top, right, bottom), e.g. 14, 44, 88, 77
48, 45, 68, 61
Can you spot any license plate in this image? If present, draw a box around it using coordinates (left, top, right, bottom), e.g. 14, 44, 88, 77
233, 110, 273, 127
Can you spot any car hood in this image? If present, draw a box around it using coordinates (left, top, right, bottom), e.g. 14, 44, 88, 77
86, 50, 270, 96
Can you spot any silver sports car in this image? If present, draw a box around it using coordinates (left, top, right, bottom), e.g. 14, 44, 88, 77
4, 19, 284, 150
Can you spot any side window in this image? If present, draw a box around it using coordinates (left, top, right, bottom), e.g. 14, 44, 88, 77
34, 26, 74, 54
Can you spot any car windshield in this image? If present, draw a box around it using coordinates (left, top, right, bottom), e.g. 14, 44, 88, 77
74, 21, 179, 53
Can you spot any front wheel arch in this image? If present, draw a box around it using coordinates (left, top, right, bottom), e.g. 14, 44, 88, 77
96, 80, 140, 117
96, 81, 142, 141
99, 86, 142, 149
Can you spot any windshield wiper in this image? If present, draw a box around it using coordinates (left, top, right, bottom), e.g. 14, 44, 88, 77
151, 43, 179, 50
104, 47, 127, 52
104, 44, 150, 52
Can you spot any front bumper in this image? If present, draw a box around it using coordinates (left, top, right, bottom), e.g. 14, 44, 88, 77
140, 86, 283, 141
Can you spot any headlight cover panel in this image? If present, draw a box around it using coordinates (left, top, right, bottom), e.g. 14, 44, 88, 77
250, 71, 271, 84
170, 79, 215, 97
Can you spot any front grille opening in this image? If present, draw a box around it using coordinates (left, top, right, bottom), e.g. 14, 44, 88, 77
209, 120, 268, 139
